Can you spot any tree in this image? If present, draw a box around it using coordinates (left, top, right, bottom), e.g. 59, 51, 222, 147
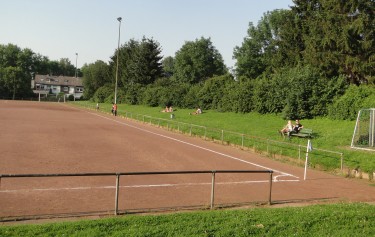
233, 9, 293, 79
0, 44, 33, 98
174, 37, 227, 84
162, 56, 175, 78
1, 66, 31, 99
113, 37, 163, 87
291, 0, 375, 84
81, 60, 111, 99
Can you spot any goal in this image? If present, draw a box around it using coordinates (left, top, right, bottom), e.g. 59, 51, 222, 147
351, 108, 375, 151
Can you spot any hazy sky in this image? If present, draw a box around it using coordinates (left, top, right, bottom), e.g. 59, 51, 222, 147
1, 0, 294, 68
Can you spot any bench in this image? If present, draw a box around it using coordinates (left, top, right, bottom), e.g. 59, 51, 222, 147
290, 128, 313, 138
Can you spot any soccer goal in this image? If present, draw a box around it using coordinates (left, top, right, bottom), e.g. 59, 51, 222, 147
351, 108, 375, 151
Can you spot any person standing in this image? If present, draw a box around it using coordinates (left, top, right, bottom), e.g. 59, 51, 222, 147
113, 103, 118, 116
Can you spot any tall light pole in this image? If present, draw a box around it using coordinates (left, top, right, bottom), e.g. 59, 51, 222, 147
115, 17, 122, 104
75, 53, 78, 78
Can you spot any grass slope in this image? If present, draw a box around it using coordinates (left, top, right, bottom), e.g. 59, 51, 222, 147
1, 203, 374, 236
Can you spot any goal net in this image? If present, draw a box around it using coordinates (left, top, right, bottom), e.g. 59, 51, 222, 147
351, 108, 375, 151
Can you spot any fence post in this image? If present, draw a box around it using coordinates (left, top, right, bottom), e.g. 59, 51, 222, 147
210, 172, 216, 209
268, 172, 273, 205
340, 153, 344, 171
115, 174, 120, 215
189, 125, 192, 136
221, 130, 224, 144
241, 134, 244, 149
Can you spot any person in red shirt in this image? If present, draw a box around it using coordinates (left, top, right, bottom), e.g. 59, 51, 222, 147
113, 103, 118, 116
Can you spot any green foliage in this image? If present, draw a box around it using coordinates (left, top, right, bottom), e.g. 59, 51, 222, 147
234, 10, 292, 79
174, 37, 227, 84
161, 56, 175, 78
251, 66, 347, 119
92, 84, 114, 103
197, 74, 235, 110
1, 203, 374, 236
81, 60, 111, 99
114, 37, 163, 87
291, 0, 375, 85
328, 85, 375, 120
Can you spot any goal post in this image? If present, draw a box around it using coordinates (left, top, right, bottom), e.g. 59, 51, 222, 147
351, 108, 375, 151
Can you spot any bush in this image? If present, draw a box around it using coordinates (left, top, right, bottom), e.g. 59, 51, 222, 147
93, 84, 113, 103
328, 85, 375, 120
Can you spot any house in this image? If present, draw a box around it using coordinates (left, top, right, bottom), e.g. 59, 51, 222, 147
32, 74, 84, 99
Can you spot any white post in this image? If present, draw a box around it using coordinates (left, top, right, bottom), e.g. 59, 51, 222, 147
304, 139, 311, 180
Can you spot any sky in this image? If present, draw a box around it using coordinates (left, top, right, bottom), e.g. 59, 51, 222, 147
1, 0, 294, 69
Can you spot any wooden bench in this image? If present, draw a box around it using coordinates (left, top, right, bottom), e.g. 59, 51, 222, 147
290, 128, 313, 138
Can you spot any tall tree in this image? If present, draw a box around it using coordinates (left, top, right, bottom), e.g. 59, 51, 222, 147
81, 60, 111, 99
174, 37, 227, 84
291, 0, 375, 84
162, 56, 175, 78
233, 9, 293, 79
113, 37, 163, 87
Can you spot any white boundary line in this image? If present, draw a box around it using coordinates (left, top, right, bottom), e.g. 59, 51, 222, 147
86, 110, 300, 182
0, 179, 298, 193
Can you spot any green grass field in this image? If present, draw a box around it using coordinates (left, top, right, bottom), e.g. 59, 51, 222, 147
78, 102, 374, 175
1, 203, 374, 236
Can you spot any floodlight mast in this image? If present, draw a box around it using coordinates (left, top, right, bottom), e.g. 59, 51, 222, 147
114, 17, 122, 104
75, 53, 78, 78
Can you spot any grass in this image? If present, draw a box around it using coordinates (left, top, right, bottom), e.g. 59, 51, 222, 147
1, 203, 374, 236
77, 102, 375, 174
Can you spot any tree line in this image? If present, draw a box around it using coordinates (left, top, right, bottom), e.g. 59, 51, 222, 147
1, 0, 374, 119
0, 44, 80, 99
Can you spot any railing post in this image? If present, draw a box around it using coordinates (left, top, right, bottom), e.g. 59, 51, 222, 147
189, 125, 192, 136
340, 153, 343, 171
221, 130, 224, 144
241, 134, 244, 149
268, 172, 273, 205
210, 171, 216, 209
115, 174, 120, 215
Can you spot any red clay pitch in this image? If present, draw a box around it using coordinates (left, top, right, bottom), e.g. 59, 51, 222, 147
0, 101, 374, 220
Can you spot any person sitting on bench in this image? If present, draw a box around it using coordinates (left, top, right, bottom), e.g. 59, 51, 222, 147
279, 120, 294, 137
292, 119, 303, 134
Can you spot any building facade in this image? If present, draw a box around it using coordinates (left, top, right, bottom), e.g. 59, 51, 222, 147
32, 74, 84, 99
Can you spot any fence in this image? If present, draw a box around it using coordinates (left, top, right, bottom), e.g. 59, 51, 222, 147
74, 102, 345, 172
0, 170, 273, 218
122, 112, 344, 171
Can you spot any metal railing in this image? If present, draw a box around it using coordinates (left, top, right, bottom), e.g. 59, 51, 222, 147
75, 103, 345, 171
122, 112, 344, 171
0, 170, 273, 217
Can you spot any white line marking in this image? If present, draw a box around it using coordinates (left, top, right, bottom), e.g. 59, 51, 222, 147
89, 112, 300, 181
0, 180, 272, 193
